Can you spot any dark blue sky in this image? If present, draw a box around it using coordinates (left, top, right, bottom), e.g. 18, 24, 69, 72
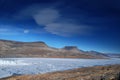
0, 0, 120, 53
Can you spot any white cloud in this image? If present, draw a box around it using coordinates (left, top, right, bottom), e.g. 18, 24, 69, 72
0, 27, 46, 35
23, 30, 29, 34
0, 29, 20, 35
33, 8, 60, 25
45, 23, 90, 36
14, 5, 93, 37
0, 25, 24, 35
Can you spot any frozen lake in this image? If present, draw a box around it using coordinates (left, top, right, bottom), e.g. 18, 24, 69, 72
0, 58, 120, 78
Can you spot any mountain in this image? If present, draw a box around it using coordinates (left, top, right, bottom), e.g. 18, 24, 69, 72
0, 39, 108, 58
107, 54, 120, 58
86, 51, 109, 58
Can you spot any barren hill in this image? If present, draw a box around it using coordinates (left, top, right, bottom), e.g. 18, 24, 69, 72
0, 40, 108, 58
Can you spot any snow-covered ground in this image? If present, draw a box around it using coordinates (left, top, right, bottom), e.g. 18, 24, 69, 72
0, 58, 120, 78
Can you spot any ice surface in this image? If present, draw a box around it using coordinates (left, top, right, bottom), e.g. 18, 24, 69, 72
0, 58, 120, 78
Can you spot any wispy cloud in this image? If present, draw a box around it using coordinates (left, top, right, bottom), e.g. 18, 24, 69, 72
0, 25, 25, 35
0, 29, 20, 35
45, 23, 91, 36
0, 24, 46, 35
14, 4, 93, 37
33, 8, 60, 25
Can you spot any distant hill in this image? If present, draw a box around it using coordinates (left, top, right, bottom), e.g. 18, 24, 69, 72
107, 54, 120, 58
0, 39, 108, 58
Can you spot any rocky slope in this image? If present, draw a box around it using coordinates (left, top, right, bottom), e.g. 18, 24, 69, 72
0, 39, 108, 58
2, 65, 120, 80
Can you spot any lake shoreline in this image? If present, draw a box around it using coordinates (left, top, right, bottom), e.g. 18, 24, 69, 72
0, 58, 120, 79
1, 64, 120, 80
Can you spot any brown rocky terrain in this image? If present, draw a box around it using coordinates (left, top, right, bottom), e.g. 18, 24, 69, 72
1, 65, 120, 80
0, 39, 108, 58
